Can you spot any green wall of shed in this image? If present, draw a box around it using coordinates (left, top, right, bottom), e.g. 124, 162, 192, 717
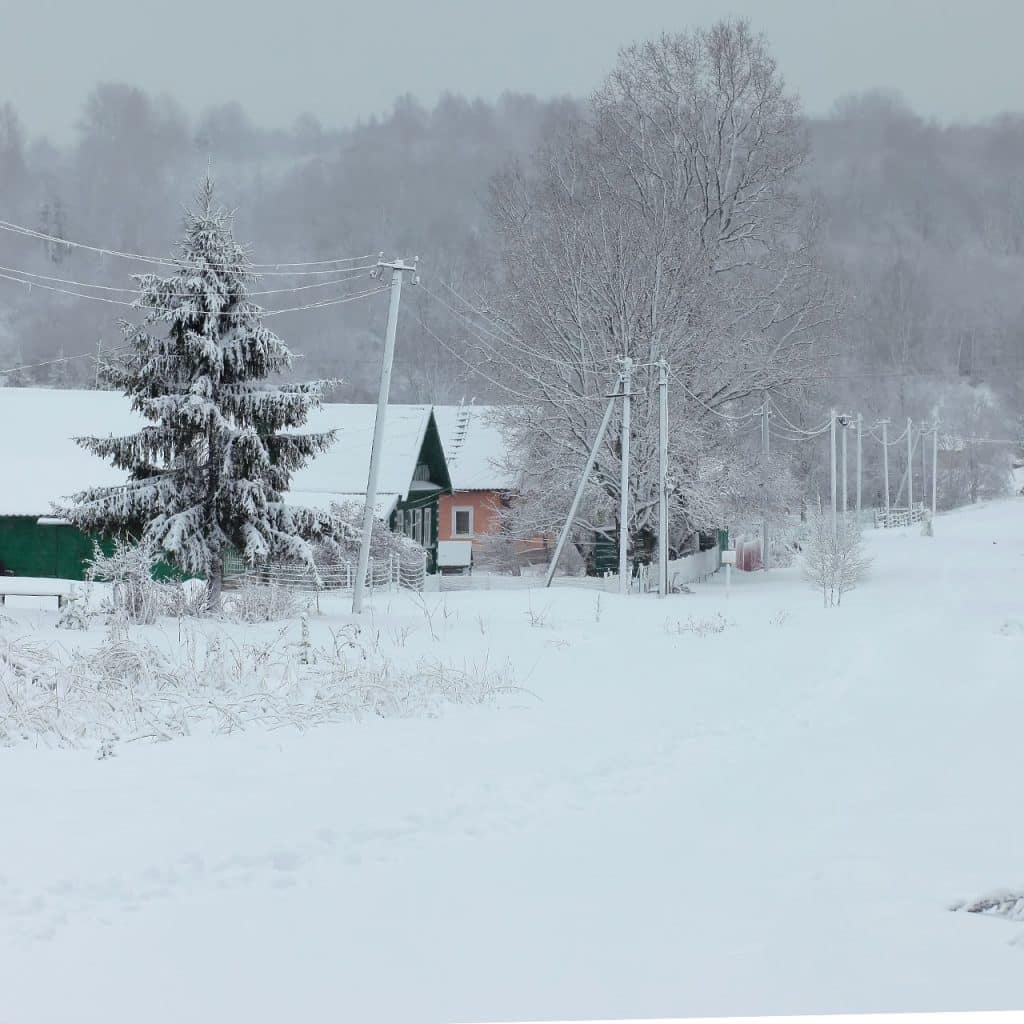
0, 517, 100, 581
0, 517, 186, 582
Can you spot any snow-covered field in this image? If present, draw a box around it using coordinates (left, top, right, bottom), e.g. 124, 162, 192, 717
2, 499, 1024, 1022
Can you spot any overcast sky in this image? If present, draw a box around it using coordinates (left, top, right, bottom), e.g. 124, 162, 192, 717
4, 0, 1023, 139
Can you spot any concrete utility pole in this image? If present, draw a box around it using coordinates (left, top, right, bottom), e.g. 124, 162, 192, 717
907, 417, 914, 512
841, 421, 848, 515
658, 360, 669, 597
921, 423, 927, 505
618, 356, 632, 595
353, 256, 418, 614
830, 408, 838, 534
932, 418, 939, 517
880, 419, 890, 519
856, 412, 863, 518
762, 393, 770, 570
544, 375, 622, 588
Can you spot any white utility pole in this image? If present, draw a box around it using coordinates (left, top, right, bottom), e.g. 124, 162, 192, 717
881, 419, 890, 519
352, 256, 418, 614
830, 408, 838, 534
906, 417, 914, 512
856, 412, 863, 518
658, 359, 669, 597
841, 421, 848, 515
544, 376, 622, 588
94, 339, 103, 389
618, 356, 632, 595
932, 418, 939, 517
921, 423, 927, 505
762, 394, 770, 571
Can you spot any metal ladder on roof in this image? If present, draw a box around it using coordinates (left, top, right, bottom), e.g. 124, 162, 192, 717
449, 400, 472, 466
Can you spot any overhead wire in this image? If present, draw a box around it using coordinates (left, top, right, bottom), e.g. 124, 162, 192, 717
0, 218, 375, 272
0, 218, 378, 276
0, 261, 375, 299
768, 402, 832, 436
0, 268, 386, 318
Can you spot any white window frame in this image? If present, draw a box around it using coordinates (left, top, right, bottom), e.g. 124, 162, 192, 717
452, 506, 474, 538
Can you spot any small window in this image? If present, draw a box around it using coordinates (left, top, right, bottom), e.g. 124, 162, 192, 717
422, 509, 433, 546
453, 507, 473, 537
412, 511, 421, 544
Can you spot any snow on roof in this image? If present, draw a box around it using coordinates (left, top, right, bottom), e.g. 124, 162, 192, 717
0, 387, 146, 516
433, 404, 518, 492
285, 404, 435, 518
0, 388, 436, 521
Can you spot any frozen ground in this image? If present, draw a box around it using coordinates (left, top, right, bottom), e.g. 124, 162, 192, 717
2, 499, 1024, 1022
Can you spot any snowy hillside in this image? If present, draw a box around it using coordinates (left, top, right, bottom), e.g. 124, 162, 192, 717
2, 498, 1023, 1021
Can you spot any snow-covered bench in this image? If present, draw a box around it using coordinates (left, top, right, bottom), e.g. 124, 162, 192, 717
0, 577, 77, 609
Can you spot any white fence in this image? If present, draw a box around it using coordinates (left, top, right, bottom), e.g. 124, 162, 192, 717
874, 503, 927, 530
666, 544, 722, 588
226, 552, 429, 594
433, 544, 722, 595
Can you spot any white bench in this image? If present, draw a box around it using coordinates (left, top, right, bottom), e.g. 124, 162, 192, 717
0, 577, 77, 609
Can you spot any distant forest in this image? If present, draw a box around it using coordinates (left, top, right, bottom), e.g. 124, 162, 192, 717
1, 84, 1023, 445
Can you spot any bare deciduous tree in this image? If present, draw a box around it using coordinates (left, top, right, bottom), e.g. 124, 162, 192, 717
801, 508, 871, 607
483, 19, 834, 563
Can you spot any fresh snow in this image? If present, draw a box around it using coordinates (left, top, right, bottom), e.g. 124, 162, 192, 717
286, 402, 437, 518
2, 498, 1024, 1022
0, 388, 144, 515
434, 403, 518, 491
0, 389, 439, 520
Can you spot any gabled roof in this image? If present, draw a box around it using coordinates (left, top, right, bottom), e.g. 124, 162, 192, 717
0, 388, 451, 521
0, 387, 145, 516
286, 403, 450, 518
433, 404, 518, 492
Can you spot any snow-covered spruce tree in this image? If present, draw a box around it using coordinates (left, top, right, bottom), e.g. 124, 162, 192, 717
62, 178, 346, 608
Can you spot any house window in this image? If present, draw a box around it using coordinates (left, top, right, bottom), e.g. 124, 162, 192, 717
422, 509, 433, 546
453, 507, 473, 537
412, 511, 421, 544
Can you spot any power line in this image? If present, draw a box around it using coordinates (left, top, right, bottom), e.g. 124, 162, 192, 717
769, 402, 831, 436
0, 269, 386, 317
0, 261, 374, 299
0, 218, 376, 275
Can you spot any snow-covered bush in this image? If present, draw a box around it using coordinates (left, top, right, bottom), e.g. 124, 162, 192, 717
801, 508, 872, 607
85, 537, 170, 625
323, 500, 424, 563
223, 583, 302, 623
56, 585, 93, 630
163, 578, 213, 619
0, 626, 525, 748
953, 890, 1024, 921
666, 613, 729, 636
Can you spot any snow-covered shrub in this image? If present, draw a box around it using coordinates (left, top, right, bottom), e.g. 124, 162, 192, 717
56, 585, 93, 630
801, 508, 872, 607
666, 613, 729, 636
163, 578, 212, 619
85, 537, 169, 625
223, 583, 301, 623
322, 500, 424, 563
0, 624, 527, 747
953, 890, 1024, 921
